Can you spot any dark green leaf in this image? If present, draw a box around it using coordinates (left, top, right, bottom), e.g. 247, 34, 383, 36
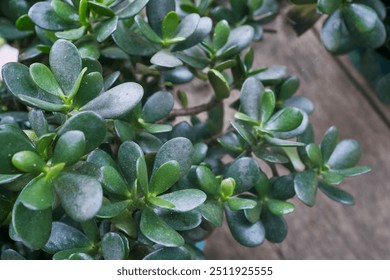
240, 77, 264, 121
73, 72, 104, 108
234, 112, 259, 125
244, 203, 262, 224
52, 131, 85, 166
118, 141, 144, 184
333, 166, 371, 177
225, 157, 260, 194
0, 125, 35, 174
43, 222, 91, 254
267, 199, 294, 216
227, 197, 257, 211
150, 160, 180, 195
294, 170, 317, 207
102, 232, 127, 260
18, 95, 68, 112
269, 175, 295, 200
322, 171, 344, 185
136, 156, 149, 195
216, 25, 254, 56
114, 120, 136, 142
262, 210, 287, 243
175, 13, 200, 39
144, 247, 191, 260
95, 16, 118, 43
158, 189, 206, 212
29, 63, 64, 98
1, 249, 26, 260
376, 74, 390, 104
208, 69, 230, 100
317, 0, 342, 14
264, 135, 305, 147
49, 39, 82, 95
231, 121, 256, 146
135, 15, 163, 44
12, 201, 52, 250
146, 0, 176, 36
327, 139, 361, 169
142, 91, 174, 122
196, 166, 219, 195
199, 200, 223, 227
140, 207, 184, 247
51, 0, 79, 22
318, 182, 355, 205
151, 50, 182, 68
225, 207, 265, 247
118, 0, 149, 19
320, 126, 339, 162
87, 1, 115, 17
58, 111, 106, 153
342, 3, 377, 35
173, 17, 212, 51
29, 2, 79, 31
19, 176, 53, 210
158, 209, 202, 231
153, 137, 193, 177
101, 166, 130, 197
143, 123, 172, 134
97, 199, 131, 218
305, 143, 322, 167
68, 253, 94, 260
259, 89, 275, 124
54, 172, 103, 222
52, 247, 92, 260
287, 4, 321, 36
81, 82, 143, 119
264, 107, 303, 132
55, 26, 86, 40
28, 109, 48, 137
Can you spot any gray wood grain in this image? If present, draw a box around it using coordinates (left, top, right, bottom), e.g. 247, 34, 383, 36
204, 13, 390, 260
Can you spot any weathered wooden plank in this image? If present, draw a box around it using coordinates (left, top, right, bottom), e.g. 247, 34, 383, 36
205, 14, 390, 260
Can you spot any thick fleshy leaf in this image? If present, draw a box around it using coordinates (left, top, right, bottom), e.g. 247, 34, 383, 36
54, 172, 103, 222
244, 203, 262, 224
0, 125, 35, 174
342, 3, 377, 35
216, 25, 254, 56
144, 247, 191, 260
143, 123, 172, 134
262, 210, 288, 243
118, 141, 144, 184
320, 126, 339, 162
29, 63, 64, 97
317, 0, 342, 14
294, 170, 318, 207
208, 69, 230, 100
19, 176, 53, 210
52, 247, 92, 260
327, 139, 361, 170
29, 2, 79, 31
29, 109, 48, 137
146, 0, 176, 36
175, 13, 200, 39
322, 171, 344, 185
196, 166, 219, 195
101, 166, 130, 197
225, 157, 259, 194
162, 11, 179, 39
259, 89, 275, 124
267, 199, 295, 216
283, 96, 314, 114
280, 76, 300, 100
140, 207, 184, 247
12, 150, 46, 173
318, 182, 355, 205
102, 232, 127, 260
264, 107, 303, 132
151, 50, 182, 68
55, 26, 86, 40
43, 222, 91, 254
87, 149, 117, 168
136, 156, 149, 194
113, 21, 160, 56
68, 253, 94, 260
333, 166, 371, 177
158, 209, 202, 231
142, 91, 174, 122
12, 201, 52, 250
264, 135, 305, 147
18, 95, 68, 112
150, 160, 180, 195
87, 1, 115, 17
153, 137, 193, 177
97, 199, 131, 218
135, 15, 163, 44
320, 10, 355, 54
52, 131, 85, 166
1, 249, 26, 260
200, 200, 223, 227
148, 196, 175, 209
173, 17, 212, 51
51, 0, 79, 22
114, 120, 136, 142
227, 197, 257, 211
240, 77, 264, 121
73, 72, 104, 108
118, 0, 149, 18
49, 39, 82, 95
269, 175, 295, 200
158, 189, 206, 212
57, 111, 106, 153
214, 20, 230, 50
81, 82, 143, 119
95, 16, 118, 43
192, 143, 208, 165
305, 143, 322, 167
225, 207, 265, 247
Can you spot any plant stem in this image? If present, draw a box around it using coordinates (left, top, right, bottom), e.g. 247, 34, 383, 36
169, 98, 218, 117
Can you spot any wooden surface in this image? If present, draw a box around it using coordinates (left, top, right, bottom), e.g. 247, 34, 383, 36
204, 13, 390, 260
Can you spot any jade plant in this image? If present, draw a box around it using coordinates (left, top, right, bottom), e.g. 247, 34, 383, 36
0, 0, 371, 260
